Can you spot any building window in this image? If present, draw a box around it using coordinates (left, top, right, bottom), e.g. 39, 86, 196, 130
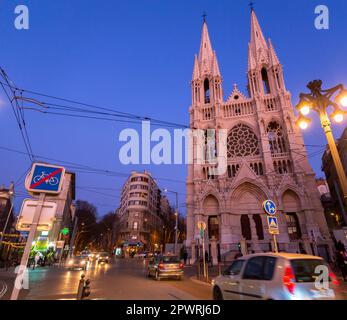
286, 213, 301, 240
208, 216, 219, 240
241, 215, 252, 240
253, 214, 264, 240
267, 122, 287, 155
204, 78, 210, 104
227, 164, 240, 178
133, 221, 138, 230
261, 68, 271, 94
227, 124, 260, 158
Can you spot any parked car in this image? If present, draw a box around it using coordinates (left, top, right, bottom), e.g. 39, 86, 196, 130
67, 256, 89, 271
97, 252, 110, 264
147, 255, 184, 280
212, 252, 341, 300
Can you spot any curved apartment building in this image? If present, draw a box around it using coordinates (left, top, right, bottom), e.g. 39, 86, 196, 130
116, 171, 164, 253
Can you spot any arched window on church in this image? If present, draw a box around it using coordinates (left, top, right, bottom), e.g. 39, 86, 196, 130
241, 215, 252, 240
208, 216, 219, 240
253, 214, 264, 240
204, 129, 216, 163
204, 78, 210, 104
285, 213, 302, 240
261, 67, 271, 94
267, 121, 287, 156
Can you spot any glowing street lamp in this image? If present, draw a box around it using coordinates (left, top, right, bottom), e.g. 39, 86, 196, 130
295, 80, 347, 216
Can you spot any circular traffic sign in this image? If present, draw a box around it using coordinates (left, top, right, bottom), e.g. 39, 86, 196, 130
262, 200, 277, 215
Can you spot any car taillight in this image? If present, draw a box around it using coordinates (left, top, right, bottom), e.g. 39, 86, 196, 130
283, 266, 296, 295
329, 271, 339, 286
179, 263, 184, 269
158, 263, 164, 270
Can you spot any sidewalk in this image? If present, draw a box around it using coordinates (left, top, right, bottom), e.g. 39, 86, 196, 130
184, 263, 226, 285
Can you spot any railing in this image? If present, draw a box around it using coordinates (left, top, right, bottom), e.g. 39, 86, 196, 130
222, 100, 254, 118
263, 95, 280, 112
271, 152, 290, 158
201, 106, 214, 121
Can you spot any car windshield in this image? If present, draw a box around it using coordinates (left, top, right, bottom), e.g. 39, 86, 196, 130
162, 256, 180, 263
291, 259, 327, 283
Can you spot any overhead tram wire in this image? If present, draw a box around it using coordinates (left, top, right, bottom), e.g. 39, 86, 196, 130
0, 70, 34, 162
0, 144, 186, 184
0, 78, 189, 130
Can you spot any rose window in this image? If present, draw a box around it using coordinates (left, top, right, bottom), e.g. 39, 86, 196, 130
227, 124, 260, 158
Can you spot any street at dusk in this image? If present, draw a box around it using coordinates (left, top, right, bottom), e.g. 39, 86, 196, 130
1, 1, 347, 314
0, 258, 212, 300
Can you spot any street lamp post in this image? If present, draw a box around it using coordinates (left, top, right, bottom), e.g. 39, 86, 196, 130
296, 80, 347, 223
164, 189, 179, 255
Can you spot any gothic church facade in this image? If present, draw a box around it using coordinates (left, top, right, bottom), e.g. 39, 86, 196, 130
186, 10, 333, 263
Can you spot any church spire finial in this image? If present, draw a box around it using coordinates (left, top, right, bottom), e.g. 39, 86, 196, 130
202, 11, 207, 23
249, 1, 255, 12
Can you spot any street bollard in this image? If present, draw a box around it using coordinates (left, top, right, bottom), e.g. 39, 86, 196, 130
82, 279, 91, 299
76, 274, 91, 300
76, 274, 85, 300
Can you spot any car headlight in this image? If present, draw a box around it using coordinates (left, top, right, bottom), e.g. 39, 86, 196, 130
80, 260, 86, 265
68, 260, 73, 265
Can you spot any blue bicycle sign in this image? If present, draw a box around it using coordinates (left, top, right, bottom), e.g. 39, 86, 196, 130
26, 163, 65, 194
33, 172, 59, 186
262, 200, 277, 215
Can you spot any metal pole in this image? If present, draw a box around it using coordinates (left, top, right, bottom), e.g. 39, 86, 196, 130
273, 234, 278, 253
11, 193, 45, 300
174, 192, 178, 255
202, 235, 206, 279
321, 114, 347, 205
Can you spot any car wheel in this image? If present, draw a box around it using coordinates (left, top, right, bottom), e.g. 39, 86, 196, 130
213, 287, 224, 300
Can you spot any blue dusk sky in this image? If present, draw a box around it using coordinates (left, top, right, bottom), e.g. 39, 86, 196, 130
0, 0, 346, 217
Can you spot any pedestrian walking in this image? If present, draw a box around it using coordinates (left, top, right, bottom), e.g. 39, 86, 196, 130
336, 250, 347, 281
183, 250, 188, 265
205, 250, 209, 263
33, 252, 41, 270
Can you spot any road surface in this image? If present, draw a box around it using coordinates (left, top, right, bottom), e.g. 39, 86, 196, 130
0, 258, 211, 300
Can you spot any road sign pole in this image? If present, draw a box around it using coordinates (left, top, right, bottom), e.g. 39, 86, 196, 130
202, 235, 206, 280
273, 234, 278, 253
11, 193, 46, 300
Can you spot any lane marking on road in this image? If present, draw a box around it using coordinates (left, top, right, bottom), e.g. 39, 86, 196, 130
168, 293, 182, 300
0, 280, 8, 298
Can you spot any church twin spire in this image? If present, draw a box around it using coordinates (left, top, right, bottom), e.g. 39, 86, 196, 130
192, 20, 221, 80
192, 9, 283, 102
248, 10, 281, 71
